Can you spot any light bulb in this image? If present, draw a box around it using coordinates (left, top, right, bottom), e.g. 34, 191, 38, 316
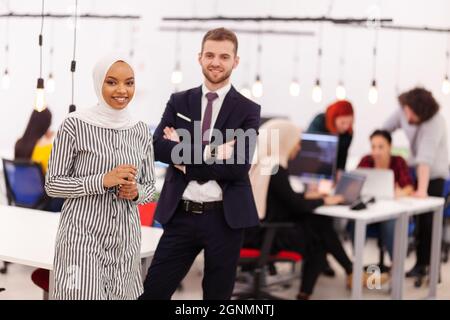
1, 69, 10, 90
240, 86, 252, 99
312, 79, 322, 103
34, 78, 47, 112
252, 75, 263, 98
368, 80, 378, 105
442, 75, 450, 95
336, 83, 347, 100
289, 80, 300, 97
47, 73, 56, 93
171, 69, 183, 85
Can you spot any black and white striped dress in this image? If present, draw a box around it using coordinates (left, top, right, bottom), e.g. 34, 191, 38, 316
45, 116, 156, 300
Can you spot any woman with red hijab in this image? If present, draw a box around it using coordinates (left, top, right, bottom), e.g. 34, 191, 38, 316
308, 100, 354, 171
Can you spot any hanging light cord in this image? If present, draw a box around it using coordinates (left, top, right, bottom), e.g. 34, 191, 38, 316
38, 0, 45, 80
4, 0, 10, 72
174, 28, 180, 67
256, 32, 262, 78
445, 35, 450, 77
49, 20, 54, 75
70, 0, 78, 112
371, 28, 379, 82
316, 0, 334, 82
338, 29, 347, 84
394, 32, 403, 93
293, 38, 300, 80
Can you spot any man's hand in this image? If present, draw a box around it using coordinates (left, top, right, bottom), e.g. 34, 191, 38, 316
163, 127, 180, 143
214, 139, 236, 160
174, 165, 186, 174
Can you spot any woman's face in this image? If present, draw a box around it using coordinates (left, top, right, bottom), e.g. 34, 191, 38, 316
335, 115, 354, 134
102, 61, 135, 110
371, 135, 391, 164
289, 141, 301, 161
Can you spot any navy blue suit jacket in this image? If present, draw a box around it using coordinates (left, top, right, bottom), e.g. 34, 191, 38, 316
153, 85, 261, 229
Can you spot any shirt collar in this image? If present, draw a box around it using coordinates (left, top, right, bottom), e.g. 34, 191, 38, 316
202, 83, 232, 101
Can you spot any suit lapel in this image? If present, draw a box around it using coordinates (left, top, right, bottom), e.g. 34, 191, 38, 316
213, 86, 238, 132
187, 86, 202, 137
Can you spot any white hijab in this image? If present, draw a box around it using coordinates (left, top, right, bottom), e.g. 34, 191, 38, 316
70, 53, 138, 130
249, 119, 302, 219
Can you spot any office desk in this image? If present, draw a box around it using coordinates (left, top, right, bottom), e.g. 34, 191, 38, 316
0, 205, 163, 299
315, 197, 444, 300
393, 197, 445, 300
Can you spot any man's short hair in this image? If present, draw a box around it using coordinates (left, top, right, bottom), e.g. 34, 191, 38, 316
201, 27, 238, 55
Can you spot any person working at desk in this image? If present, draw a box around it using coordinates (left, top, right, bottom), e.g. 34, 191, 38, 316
357, 129, 414, 265
248, 119, 345, 300
307, 100, 354, 172
383, 87, 449, 279
307, 100, 355, 277
15, 108, 54, 174
46, 54, 156, 299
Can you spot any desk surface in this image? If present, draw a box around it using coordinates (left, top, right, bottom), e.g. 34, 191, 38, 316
315, 196, 445, 222
0, 205, 163, 270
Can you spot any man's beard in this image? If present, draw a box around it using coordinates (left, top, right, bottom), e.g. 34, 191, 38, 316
202, 67, 232, 85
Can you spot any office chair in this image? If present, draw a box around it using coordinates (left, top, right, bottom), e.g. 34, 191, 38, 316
2, 159, 51, 291
2, 159, 50, 210
233, 222, 303, 300
442, 177, 450, 263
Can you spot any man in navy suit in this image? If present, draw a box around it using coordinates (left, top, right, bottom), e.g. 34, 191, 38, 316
139, 28, 261, 300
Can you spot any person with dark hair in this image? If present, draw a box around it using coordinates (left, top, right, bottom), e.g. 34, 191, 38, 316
383, 87, 449, 278
15, 108, 54, 173
139, 28, 261, 300
357, 129, 415, 262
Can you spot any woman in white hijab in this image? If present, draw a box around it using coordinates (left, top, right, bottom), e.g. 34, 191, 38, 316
247, 119, 344, 299
45, 54, 156, 300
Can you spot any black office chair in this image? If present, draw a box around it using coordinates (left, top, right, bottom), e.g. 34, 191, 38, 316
233, 222, 302, 300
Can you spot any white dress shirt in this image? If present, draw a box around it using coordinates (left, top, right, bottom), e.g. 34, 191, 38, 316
182, 83, 232, 203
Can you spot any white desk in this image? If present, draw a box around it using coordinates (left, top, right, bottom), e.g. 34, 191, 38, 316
0, 205, 163, 299
315, 197, 444, 300
394, 197, 445, 300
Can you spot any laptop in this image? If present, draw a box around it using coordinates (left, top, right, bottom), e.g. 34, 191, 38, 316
351, 168, 395, 200
334, 172, 366, 205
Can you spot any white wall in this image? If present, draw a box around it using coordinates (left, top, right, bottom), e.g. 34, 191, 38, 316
0, 0, 449, 162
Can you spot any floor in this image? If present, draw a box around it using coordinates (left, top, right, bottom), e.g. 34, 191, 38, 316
1, 239, 449, 300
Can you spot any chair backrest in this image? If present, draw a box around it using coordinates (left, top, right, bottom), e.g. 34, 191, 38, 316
138, 202, 157, 227
2, 159, 47, 209
443, 177, 450, 218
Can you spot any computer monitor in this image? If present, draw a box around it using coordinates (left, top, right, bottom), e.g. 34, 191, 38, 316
260, 116, 288, 126
288, 133, 338, 181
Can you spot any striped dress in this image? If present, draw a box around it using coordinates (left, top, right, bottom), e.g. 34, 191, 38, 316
45, 117, 156, 300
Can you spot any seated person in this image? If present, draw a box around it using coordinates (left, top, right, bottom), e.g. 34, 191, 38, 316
357, 129, 414, 263
15, 108, 62, 212
246, 119, 344, 300
15, 108, 54, 171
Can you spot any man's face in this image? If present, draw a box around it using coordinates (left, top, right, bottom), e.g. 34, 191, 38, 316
403, 105, 420, 125
198, 40, 239, 86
